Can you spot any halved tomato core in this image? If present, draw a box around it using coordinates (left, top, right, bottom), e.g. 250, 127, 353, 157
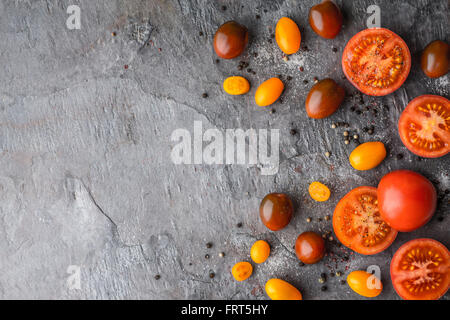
342, 28, 411, 96
333, 186, 397, 255
391, 239, 450, 300
399, 95, 450, 158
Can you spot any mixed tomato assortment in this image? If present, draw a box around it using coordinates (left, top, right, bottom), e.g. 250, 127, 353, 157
212, 0, 449, 300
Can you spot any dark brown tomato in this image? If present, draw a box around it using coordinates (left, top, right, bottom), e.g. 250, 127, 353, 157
259, 193, 293, 231
421, 40, 450, 78
213, 21, 248, 59
309, 0, 343, 39
295, 231, 325, 264
305, 78, 345, 119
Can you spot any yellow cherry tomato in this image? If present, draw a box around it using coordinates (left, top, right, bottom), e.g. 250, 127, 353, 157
275, 17, 301, 55
223, 76, 250, 95
265, 279, 303, 300
308, 181, 331, 202
231, 262, 253, 281
250, 240, 270, 264
255, 77, 284, 107
347, 270, 383, 298
349, 141, 386, 170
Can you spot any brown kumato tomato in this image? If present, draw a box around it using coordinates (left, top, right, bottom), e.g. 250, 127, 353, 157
213, 21, 248, 59
342, 28, 411, 96
259, 193, 293, 231
295, 231, 325, 264
309, 0, 343, 39
333, 186, 397, 255
398, 95, 450, 158
305, 78, 345, 119
421, 40, 449, 78
391, 239, 450, 300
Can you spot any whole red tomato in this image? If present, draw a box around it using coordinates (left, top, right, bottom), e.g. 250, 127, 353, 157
377, 170, 437, 232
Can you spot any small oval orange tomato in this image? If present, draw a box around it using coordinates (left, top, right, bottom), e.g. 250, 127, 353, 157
223, 76, 250, 95
308, 181, 331, 202
265, 279, 302, 300
347, 270, 383, 298
349, 142, 386, 170
255, 78, 284, 107
275, 17, 301, 55
231, 262, 253, 281
250, 240, 270, 264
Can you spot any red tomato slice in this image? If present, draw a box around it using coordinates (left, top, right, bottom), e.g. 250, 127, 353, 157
391, 239, 450, 300
342, 28, 411, 96
398, 95, 450, 158
333, 186, 397, 255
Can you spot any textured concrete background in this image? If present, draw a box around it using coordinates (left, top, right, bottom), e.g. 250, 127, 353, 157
0, 0, 448, 300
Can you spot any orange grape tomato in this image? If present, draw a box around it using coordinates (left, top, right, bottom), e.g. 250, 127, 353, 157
275, 17, 301, 55
349, 141, 387, 170
231, 262, 253, 281
308, 181, 331, 202
265, 279, 302, 300
223, 76, 250, 95
255, 77, 284, 107
347, 270, 383, 298
250, 240, 270, 264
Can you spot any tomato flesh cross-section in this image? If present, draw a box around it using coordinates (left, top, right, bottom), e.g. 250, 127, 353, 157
342, 28, 411, 96
399, 95, 450, 158
333, 186, 397, 255
391, 239, 450, 300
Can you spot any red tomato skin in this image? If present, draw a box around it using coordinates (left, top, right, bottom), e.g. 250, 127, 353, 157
378, 170, 436, 232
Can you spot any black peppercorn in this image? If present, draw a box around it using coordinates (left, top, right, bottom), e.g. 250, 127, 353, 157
321, 286, 327, 291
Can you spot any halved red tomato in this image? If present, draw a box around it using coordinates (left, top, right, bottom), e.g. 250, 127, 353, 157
342, 28, 411, 96
333, 186, 397, 255
391, 239, 450, 300
398, 95, 450, 158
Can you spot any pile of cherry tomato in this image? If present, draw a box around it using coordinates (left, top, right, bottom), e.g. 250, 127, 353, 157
213, 0, 449, 300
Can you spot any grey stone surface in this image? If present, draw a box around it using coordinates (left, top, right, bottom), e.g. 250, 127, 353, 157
0, 0, 448, 300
